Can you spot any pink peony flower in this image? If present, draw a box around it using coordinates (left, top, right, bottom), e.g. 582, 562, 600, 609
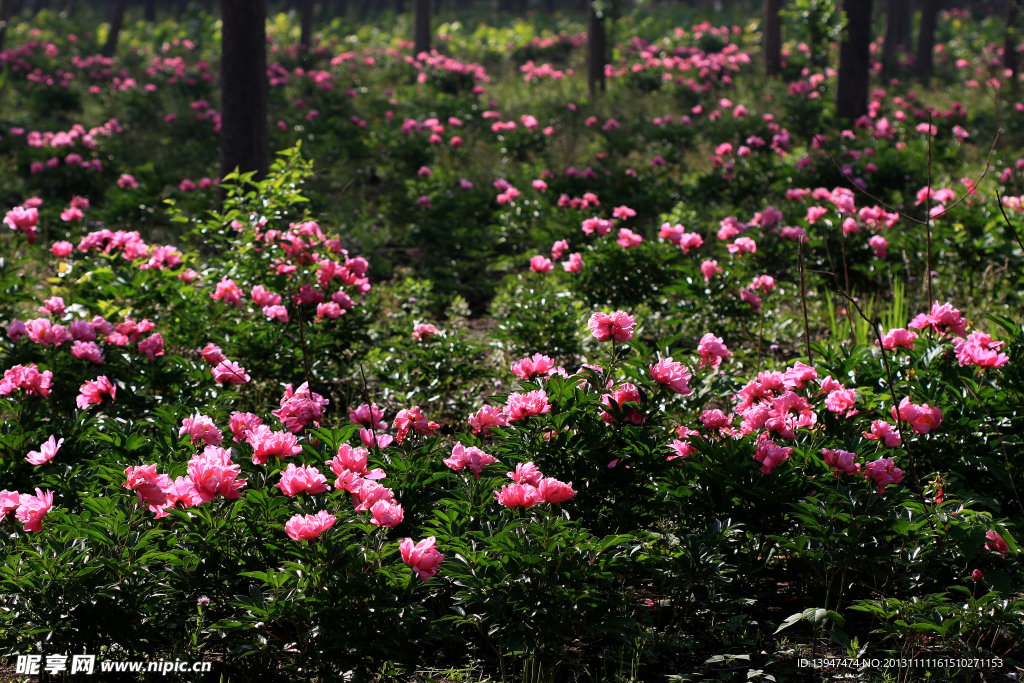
740, 289, 762, 312
273, 382, 328, 433
285, 510, 336, 541
188, 446, 247, 502
985, 530, 1010, 559
76, 375, 116, 409
369, 499, 404, 527
350, 403, 386, 428
601, 383, 644, 425
401, 536, 445, 582
507, 462, 543, 486
228, 412, 262, 442
825, 388, 857, 414
359, 428, 394, 450
562, 252, 583, 273
495, 483, 540, 509
50, 241, 73, 257
392, 406, 440, 442
0, 490, 22, 521
864, 457, 904, 493
697, 333, 732, 369
201, 343, 227, 365
26, 435, 63, 466
71, 340, 105, 363
616, 228, 643, 248
469, 405, 509, 435
551, 239, 568, 259
754, 439, 792, 474
251, 285, 282, 307
612, 205, 636, 219
588, 310, 635, 342
863, 419, 901, 447
822, 448, 860, 477
530, 255, 553, 273
649, 357, 693, 395
537, 477, 576, 504
247, 424, 303, 464
0, 364, 54, 398
869, 235, 888, 258
212, 360, 250, 385
412, 323, 438, 341
701, 260, 722, 282
179, 412, 223, 446
503, 389, 551, 421
276, 464, 330, 496
15, 488, 54, 532
908, 301, 968, 337
444, 443, 499, 478
138, 333, 165, 360
953, 331, 1010, 368
878, 328, 918, 350
891, 397, 943, 435
210, 277, 242, 305
511, 353, 555, 379
728, 236, 757, 255
118, 173, 139, 189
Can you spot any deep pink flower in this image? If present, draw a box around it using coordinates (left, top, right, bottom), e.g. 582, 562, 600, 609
530, 255, 553, 273
740, 289, 762, 312
754, 440, 792, 474
822, 448, 860, 477
551, 239, 568, 259
863, 420, 901, 447
588, 310, 635, 342
444, 443, 499, 478
953, 331, 1010, 368
71, 340, 105, 363
825, 388, 857, 414
0, 490, 22, 521
503, 390, 551, 421
668, 439, 697, 461
369, 499, 404, 527
179, 412, 223, 446
864, 457, 904, 493
878, 328, 918, 350
701, 409, 732, 430
251, 285, 282, 307
649, 357, 693, 395
495, 483, 540, 509
76, 375, 116, 409
273, 382, 328, 433
359, 428, 394, 449
412, 323, 438, 341
562, 252, 583, 273
247, 424, 303, 464
697, 333, 732, 369
285, 510, 336, 541
276, 464, 330, 496
50, 241, 73, 257
138, 333, 165, 360
263, 304, 290, 322
350, 403, 386, 428
612, 205, 636, 219
187, 446, 247, 502
891, 397, 943, 435
212, 360, 250, 385
869, 235, 888, 258
728, 236, 757, 255
26, 435, 63, 466
469, 405, 509, 435
806, 206, 828, 223
985, 530, 1010, 559
507, 461, 543, 486
210, 277, 242, 305
118, 173, 139, 189
908, 302, 968, 337
5, 206, 39, 242
229, 412, 263, 441
201, 343, 226, 365
616, 228, 643, 248
392, 406, 439, 442
701, 260, 722, 282
15, 488, 54, 532
511, 353, 555, 379
400, 536, 444, 582
537, 477, 576, 504
354, 481, 395, 511
601, 383, 644, 425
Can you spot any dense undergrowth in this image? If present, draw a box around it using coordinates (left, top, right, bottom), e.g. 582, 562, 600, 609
0, 3, 1022, 682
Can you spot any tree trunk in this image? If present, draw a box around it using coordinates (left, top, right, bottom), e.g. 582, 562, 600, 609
0, 0, 12, 52
835, 0, 872, 121
764, 0, 781, 75
587, 2, 605, 95
144, 0, 156, 21
220, 0, 269, 180
916, 0, 938, 79
882, 0, 912, 69
434, 0, 440, 16
101, 0, 130, 57
1005, 0, 1022, 76
300, 0, 313, 49
414, 0, 430, 54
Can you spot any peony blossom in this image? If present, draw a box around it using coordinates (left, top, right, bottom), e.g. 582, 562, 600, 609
863, 419, 901, 447
908, 302, 968, 337
878, 328, 918, 350
201, 343, 227, 365
507, 462, 543, 487
0, 490, 23, 521
503, 389, 551, 421
212, 360, 250, 385
350, 403, 387, 428
275, 464, 330, 496
588, 311, 635, 342
495, 483, 540, 509
71, 340, 105, 363
754, 439, 792, 474
179, 412, 223, 446
697, 333, 732, 369
649, 357, 693, 395
26, 435, 63, 466
412, 323, 438, 341
701, 260, 722, 282
210, 277, 242, 305
369, 499, 404, 527
562, 252, 583, 273
285, 510, 336, 541
400, 536, 444, 582
187, 446, 247, 502
601, 383, 644, 425
247, 424, 303, 464
864, 457, 904, 493
551, 239, 568, 259
616, 228, 643, 248
76, 376, 116, 409
273, 382, 328, 433
953, 331, 1010, 368
869, 235, 888, 258
392, 406, 440, 442
229, 412, 263, 442
985, 530, 1010, 559
530, 255, 553, 273
15, 488, 54, 532
822, 448, 860, 477
511, 353, 555, 379
537, 477, 576, 504
891, 397, 943, 435
444, 443, 498, 478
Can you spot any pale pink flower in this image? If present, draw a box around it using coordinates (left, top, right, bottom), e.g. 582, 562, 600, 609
701, 260, 722, 282
649, 357, 693, 395
246, 424, 303, 464
806, 206, 828, 223
251, 285, 282, 307
212, 360, 250, 385
76, 375, 116, 409
507, 462, 543, 487
15, 488, 54, 532
612, 205, 636, 219
616, 228, 643, 248
229, 412, 263, 442
864, 457, 904, 493
728, 236, 757, 255
276, 464, 330, 496
264, 305, 290, 322
0, 490, 22, 521
537, 477, 576, 504
503, 390, 551, 421
588, 310, 635, 342
825, 388, 857, 414
444, 443, 499, 478
179, 412, 223, 447
469, 405, 509, 435
495, 483, 540, 509
551, 239, 568, 259
400, 536, 444, 582
697, 333, 732, 369
412, 323, 438, 341
26, 435, 63, 466
679, 232, 703, 253
511, 353, 555, 379
285, 510, 336, 541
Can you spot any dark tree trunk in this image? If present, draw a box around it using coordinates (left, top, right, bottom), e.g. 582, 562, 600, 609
916, 0, 938, 78
835, 0, 872, 121
1005, 0, 1022, 76
221, 0, 268, 180
764, 0, 781, 75
587, 2, 605, 95
882, 0, 912, 69
414, 0, 430, 54
101, 0, 130, 57
144, 0, 155, 20
300, 0, 313, 49
0, 0, 12, 51
434, 0, 440, 16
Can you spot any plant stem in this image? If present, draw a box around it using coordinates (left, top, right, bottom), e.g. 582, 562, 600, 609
798, 239, 812, 364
